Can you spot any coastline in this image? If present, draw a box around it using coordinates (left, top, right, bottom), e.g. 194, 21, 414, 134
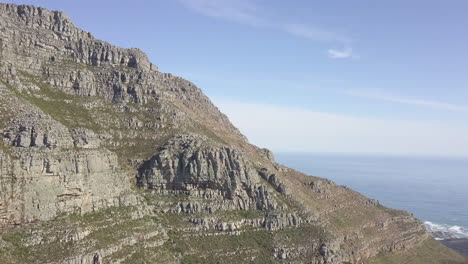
275, 153, 468, 259
425, 221, 468, 257
425, 221, 468, 240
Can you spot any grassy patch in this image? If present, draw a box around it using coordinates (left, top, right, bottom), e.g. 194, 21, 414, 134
54, 59, 98, 72
15, 72, 100, 131
0, 206, 165, 263
2, 231, 31, 247
376, 204, 407, 217
67, 206, 134, 227
88, 215, 159, 249
370, 238, 468, 264
165, 229, 274, 263
272, 224, 328, 246
144, 192, 191, 205
120, 243, 177, 264
217, 209, 265, 220
0, 140, 12, 156
0, 84, 15, 126
331, 216, 355, 229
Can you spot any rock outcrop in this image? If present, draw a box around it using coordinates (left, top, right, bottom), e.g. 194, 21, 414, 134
138, 135, 279, 212
0, 4, 154, 72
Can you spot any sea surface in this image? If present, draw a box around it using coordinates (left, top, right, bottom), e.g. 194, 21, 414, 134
276, 153, 468, 240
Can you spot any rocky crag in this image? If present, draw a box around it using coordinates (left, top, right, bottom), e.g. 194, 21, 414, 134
0, 3, 466, 264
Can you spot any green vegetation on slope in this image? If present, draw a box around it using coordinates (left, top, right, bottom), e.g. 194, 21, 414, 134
0, 206, 167, 263
370, 239, 468, 264
17, 71, 101, 131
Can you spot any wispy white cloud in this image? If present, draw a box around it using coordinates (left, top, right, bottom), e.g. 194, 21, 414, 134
328, 48, 357, 59
212, 98, 468, 157
178, 0, 264, 26
178, 0, 353, 57
281, 23, 350, 43
344, 90, 468, 113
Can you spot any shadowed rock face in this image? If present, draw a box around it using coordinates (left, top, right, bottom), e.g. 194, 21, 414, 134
138, 135, 260, 192
0, 3, 466, 264
138, 135, 279, 212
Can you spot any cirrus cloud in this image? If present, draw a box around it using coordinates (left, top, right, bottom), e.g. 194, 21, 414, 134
343, 90, 468, 113
178, 0, 355, 58
328, 48, 357, 59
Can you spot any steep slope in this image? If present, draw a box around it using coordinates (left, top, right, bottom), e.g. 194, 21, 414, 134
0, 4, 466, 264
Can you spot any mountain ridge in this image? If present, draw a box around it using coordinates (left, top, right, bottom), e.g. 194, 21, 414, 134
0, 3, 466, 263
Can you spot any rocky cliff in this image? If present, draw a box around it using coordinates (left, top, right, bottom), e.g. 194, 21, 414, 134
0, 3, 466, 264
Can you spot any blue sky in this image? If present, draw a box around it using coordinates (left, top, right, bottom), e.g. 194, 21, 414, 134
8, 0, 468, 156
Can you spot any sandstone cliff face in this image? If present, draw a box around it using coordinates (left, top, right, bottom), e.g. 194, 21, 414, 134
138, 135, 279, 212
0, 89, 137, 226
0, 147, 137, 225
0, 4, 154, 72
0, 3, 466, 264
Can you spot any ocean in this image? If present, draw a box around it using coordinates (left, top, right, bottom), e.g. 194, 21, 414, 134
275, 153, 468, 240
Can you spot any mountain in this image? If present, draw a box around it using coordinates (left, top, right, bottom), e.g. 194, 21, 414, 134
0, 3, 466, 264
